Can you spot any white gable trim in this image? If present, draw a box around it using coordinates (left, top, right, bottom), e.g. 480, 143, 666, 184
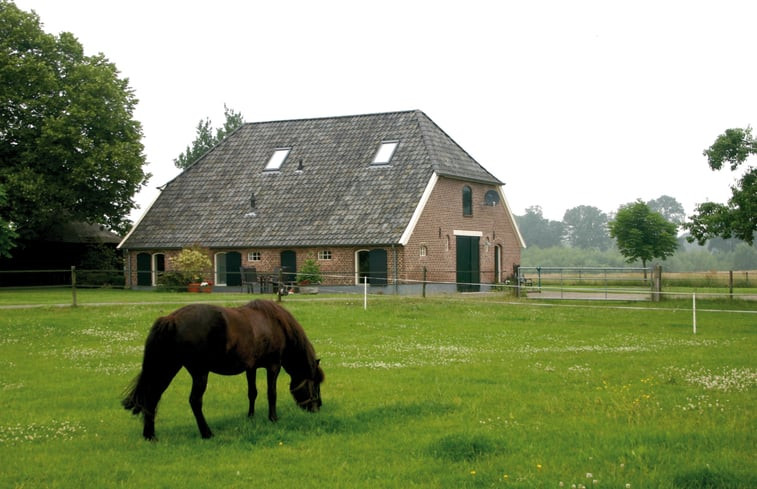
117, 190, 161, 249
498, 186, 527, 248
398, 172, 438, 246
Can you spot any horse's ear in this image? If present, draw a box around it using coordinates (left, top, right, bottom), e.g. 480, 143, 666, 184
316, 358, 320, 365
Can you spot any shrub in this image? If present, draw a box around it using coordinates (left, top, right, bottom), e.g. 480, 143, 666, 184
297, 258, 322, 285
172, 247, 212, 283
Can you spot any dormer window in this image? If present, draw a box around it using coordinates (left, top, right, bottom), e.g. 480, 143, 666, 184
372, 140, 399, 165
265, 147, 291, 171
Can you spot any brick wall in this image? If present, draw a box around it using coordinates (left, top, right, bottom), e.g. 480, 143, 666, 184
403, 177, 522, 284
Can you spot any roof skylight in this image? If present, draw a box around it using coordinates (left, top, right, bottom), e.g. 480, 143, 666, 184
265, 148, 291, 171
372, 140, 399, 165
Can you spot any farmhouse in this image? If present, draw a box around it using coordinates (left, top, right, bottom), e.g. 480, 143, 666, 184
119, 110, 525, 291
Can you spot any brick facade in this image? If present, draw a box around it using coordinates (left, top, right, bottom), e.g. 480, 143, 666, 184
402, 177, 521, 284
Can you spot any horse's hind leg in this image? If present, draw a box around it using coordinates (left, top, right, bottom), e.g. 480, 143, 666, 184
189, 372, 213, 439
266, 364, 281, 422
246, 369, 257, 417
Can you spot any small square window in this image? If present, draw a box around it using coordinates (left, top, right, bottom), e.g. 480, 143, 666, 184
265, 148, 291, 171
248, 251, 261, 262
318, 250, 332, 260
372, 140, 399, 165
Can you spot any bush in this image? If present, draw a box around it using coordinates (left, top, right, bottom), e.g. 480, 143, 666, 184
297, 258, 322, 285
172, 247, 212, 283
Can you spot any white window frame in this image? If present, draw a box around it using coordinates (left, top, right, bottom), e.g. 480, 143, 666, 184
371, 140, 399, 165
265, 147, 291, 171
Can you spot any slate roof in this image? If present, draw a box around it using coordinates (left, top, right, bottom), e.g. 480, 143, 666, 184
120, 110, 503, 249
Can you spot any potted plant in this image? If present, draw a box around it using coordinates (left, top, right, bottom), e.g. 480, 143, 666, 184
172, 247, 213, 293
296, 258, 322, 294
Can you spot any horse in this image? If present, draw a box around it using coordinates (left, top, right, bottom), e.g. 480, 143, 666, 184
122, 299, 324, 440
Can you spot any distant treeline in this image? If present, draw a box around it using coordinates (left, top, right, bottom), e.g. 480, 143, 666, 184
521, 243, 757, 272
515, 198, 756, 271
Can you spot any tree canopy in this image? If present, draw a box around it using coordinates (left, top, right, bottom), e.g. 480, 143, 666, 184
609, 200, 678, 268
647, 195, 685, 228
0, 1, 148, 255
174, 105, 245, 169
562, 205, 612, 250
515, 206, 564, 248
686, 127, 756, 245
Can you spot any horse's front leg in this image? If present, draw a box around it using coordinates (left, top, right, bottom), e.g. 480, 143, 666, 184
266, 364, 281, 422
246, 369, 257, 417
189, 372, 213, 439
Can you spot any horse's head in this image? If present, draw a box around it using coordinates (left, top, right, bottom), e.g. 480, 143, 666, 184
290, 359, 324, 412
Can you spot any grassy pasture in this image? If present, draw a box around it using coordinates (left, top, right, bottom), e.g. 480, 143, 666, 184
0, 294, 754, 488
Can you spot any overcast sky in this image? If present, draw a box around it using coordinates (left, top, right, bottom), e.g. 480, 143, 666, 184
14, 0, 757, 223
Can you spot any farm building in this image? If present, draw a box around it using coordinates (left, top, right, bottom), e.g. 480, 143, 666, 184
118, 110, 525, 292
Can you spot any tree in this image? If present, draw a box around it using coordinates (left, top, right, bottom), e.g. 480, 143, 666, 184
515, 206, 564, 248
609, 200, 678, 270
0, 185, 18, 258
647, 195, 685, 229
174, 105, 245, 169
0, 1, 148, 249
562, 205, 612, 250
686, 127, 756, 245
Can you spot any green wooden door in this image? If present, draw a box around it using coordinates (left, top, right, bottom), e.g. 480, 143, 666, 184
136, 253, 151, 286
456, 236, 480, 292
225, 252, 242, 286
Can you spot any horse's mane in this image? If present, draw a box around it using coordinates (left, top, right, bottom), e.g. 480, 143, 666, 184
244, 300, 317, 364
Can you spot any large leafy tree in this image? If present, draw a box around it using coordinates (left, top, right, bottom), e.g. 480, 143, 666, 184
515, 206, 564, 248
647, 195, 685, 229
174, 105, 245, 169
0, 1, 148, 252
0, 185, 18, 258
609, 200, 678, 269
562, 205, 612, 250
686, 127, 756, 245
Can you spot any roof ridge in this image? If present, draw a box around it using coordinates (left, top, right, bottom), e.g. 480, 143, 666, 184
242, 109, 422, 127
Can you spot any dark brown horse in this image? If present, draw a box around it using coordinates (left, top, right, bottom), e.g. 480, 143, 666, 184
122, 300, 324, 440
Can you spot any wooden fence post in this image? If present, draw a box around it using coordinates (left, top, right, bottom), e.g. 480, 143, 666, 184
651, 264, 662, 302
422, 267, 427, 298
71, 266, 77, 307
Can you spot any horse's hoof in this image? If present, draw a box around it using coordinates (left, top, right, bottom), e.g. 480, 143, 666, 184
201, 431, 214, 439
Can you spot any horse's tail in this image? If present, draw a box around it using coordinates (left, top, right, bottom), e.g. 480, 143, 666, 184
122, 315, 179, 417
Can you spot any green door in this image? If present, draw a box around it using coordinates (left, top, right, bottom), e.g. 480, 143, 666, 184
456, 236, 480, 292
281, 250, 297, 283
357, 249, 387, 285
136, 253, 151, 286
225, 252, 242, 286
368, 249, 387, 285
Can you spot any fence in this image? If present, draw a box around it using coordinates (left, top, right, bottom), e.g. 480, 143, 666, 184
516, 266, 756, 301
1, 266, 755, 303
0, 267, 125, 289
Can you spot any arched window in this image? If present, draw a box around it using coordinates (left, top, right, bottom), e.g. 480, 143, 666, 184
462, 185, 473, 216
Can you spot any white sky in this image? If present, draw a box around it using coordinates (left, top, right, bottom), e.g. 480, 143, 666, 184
14, 0, 757, 223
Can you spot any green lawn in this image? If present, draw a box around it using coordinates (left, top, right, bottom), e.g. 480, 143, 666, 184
0, 293, 754, 488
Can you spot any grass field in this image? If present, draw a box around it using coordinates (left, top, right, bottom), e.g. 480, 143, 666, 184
0, 292, 754, 488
